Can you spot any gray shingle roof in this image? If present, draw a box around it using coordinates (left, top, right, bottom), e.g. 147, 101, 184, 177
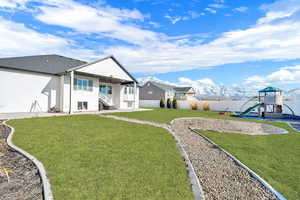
150, 81, 176, 91
0, 54, 87, 74
174, 87, 193, 92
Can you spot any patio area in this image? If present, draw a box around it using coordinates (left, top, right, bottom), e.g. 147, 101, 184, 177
0, 108, 151, 120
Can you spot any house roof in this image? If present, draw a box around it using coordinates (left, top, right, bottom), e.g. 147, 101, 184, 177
0, 54, 138, 83
174, 87, 193, 93
0, 54, 87, 75
150, 81, 176, 91
147, 81, 193, 93
259, 87, 282, 93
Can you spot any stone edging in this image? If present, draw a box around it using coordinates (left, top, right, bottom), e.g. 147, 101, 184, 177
3, 120, 54, 200
167, 122, 204, 200
286, 122, 300, 133
189, 128, 287, 200
101, 115, 204, 200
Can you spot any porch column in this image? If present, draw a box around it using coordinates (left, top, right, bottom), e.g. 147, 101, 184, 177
69, 71, 74, 114
133, 82, 137, 109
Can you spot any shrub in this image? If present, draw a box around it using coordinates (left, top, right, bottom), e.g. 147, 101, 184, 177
191, 102, 198, 110
203, 102, 210, 111
167, 98, 172, 108
160, 98, 165, 108
172, 97, 177, 109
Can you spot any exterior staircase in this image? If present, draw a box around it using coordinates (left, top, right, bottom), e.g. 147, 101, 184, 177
99, 93, 116, 110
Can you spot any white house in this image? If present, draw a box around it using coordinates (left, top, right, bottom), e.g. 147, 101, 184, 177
0, 54, 139, 113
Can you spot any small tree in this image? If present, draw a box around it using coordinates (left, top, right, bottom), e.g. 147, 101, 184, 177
167, 98, 172, 108
172, 97, 177, 109
203, 102, 210, 111
191, 102, 198, 110
160, 98, 165, 108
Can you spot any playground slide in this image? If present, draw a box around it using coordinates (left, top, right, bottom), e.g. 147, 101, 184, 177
241, 102, 263, 115
240, 96, 258, 112
283, 104, 295, 116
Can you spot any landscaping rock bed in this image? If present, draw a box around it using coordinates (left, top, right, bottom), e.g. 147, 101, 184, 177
0, 121, 43, 200
171, 118, 278, 200
179, 117, 287, 135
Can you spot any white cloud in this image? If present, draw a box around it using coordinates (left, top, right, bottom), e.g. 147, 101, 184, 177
244, 65, 300, 88
0, 16, 97, 61
1, 0, 300, 77
0, 0, 28, 8
33, 0, 156, 46
205, 8, 217, 14
164, 14, 182, 24
148, 21, 160, 28
258, 0, 300, 24
233, 7, 248, 13
209, 4, 226, 9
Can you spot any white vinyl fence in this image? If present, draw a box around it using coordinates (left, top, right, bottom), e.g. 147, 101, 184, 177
140, 99, 300, 115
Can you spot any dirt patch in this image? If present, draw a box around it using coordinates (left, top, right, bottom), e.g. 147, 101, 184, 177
180, 117, 287, 135
0, 121, 43, 200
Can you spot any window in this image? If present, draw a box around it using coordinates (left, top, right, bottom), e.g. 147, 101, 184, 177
78, 101, 88, 110
148, 91, 153, 94
100, 85, 112, 95
124, 86, 134, 94
74, 78, 93, 91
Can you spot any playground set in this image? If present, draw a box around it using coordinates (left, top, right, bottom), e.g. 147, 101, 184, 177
229, 87, 300, 123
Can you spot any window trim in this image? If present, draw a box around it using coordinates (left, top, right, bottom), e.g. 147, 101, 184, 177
74, 78, 93, 91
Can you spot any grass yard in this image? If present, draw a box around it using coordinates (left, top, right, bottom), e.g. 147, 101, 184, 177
8, 115, 194, 200
110, 108, 300, 200
108, 107, 233, 123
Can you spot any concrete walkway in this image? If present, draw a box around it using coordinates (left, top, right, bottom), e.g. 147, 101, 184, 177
0, 108, 151, 120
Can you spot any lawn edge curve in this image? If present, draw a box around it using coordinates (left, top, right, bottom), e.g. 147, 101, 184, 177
3, 120, 54, 200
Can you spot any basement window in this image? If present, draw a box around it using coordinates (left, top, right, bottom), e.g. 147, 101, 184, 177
78, 101, 88, 110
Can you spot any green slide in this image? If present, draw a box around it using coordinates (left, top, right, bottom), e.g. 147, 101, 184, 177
241, 102, 263, 115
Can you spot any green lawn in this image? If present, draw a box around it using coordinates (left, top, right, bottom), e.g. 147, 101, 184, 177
108, 107, 235, 123
8, 115, 194, 200
110, 108, 300, 200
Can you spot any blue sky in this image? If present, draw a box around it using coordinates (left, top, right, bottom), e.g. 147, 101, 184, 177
1, 0, 300, 92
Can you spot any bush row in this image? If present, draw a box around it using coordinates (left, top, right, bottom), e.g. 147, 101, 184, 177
160, 98, 177, 109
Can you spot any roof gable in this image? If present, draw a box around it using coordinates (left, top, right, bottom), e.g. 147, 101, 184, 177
0, 54, 87, 74
74, 56, 137, 82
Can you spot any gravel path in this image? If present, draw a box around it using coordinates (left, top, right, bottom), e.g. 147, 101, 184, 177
172, 118, 277, 200
0, 121, 43, 200
102, 115, 278, 200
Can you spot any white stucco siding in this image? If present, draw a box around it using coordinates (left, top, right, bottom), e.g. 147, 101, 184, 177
119, 86, 139, 109
0, 68, 60, 113
63, 74, 99, 112
76, 58, 133, 82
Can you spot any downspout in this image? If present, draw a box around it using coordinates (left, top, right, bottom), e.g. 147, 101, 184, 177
133, 81, 137, 109
69, 71, 74, 114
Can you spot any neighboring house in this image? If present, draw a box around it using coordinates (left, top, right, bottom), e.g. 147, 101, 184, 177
0, 54, 139, 113
140, 81, 195, 101
174, 87, 196, 100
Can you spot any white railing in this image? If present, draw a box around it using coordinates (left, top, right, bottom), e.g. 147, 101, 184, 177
124, 94, 134, 101
99, 93, 113, 106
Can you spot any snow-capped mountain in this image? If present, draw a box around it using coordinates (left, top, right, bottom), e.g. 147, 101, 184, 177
137, 77, 256, 99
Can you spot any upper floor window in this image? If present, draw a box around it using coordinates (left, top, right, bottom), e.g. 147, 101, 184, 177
100, 85, 112, 95
124, 86, 134, 94
74, 78, 93, 91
